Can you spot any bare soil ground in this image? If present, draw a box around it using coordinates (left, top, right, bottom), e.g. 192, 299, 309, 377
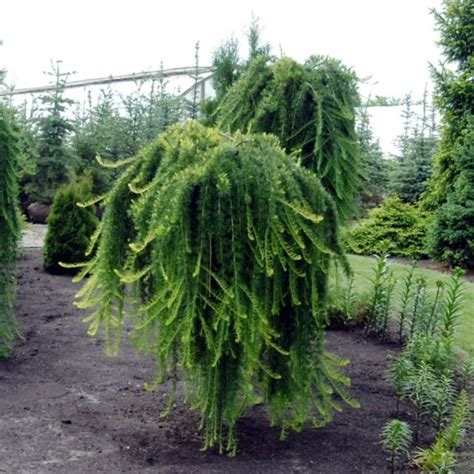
0, 249, 452, 473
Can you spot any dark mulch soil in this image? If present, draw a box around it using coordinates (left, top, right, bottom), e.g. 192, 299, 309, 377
1, 249, 436, 473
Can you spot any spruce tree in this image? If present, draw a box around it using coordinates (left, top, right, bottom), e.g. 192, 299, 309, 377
26, 60, 75, 204
0, 105, 22, 357
391, 92, 436, 203
426, 0, 474, 267
357, 106, 389, 210
74, 121, 358, 455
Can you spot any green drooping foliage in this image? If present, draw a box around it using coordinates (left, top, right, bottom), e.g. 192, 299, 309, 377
0, 106, 22, 357
215, 55, 362, 222
425, 0, 474, 267
75, 121, 358, 455
44, 176, 98, 274
344, 197, 432, 259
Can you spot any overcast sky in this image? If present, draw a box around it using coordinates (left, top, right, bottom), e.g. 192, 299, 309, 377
2, 0, 443, 98
1, 0, 445, 156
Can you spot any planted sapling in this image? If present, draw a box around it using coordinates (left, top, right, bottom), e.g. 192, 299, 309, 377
397, 264, 416, 343
387, 354, 412, 414
404, 361, 435, 441
380, 419, 412, 474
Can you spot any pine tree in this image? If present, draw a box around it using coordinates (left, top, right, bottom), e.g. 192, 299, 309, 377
0, 105, 22, 357
426, 0, 474, 267
74, 121, 358, 455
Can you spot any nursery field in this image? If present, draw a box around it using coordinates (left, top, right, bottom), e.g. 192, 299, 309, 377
0, 248, 449, 473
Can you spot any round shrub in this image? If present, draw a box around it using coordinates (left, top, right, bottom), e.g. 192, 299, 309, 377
344, 196, 432, 259
43, 176, 98, 274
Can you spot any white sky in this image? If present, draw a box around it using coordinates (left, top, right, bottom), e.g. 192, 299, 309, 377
1, 0, 443, 155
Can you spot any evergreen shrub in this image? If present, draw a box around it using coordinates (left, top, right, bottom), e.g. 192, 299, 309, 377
428, 125, 474, 268
344, 197, 432, 259
44, 175, 98, 274
0, 106, 22, 357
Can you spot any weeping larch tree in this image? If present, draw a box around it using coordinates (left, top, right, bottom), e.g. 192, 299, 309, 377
0, 106, 22, 357
74, 55, 362, 455
215, 55, 363, 222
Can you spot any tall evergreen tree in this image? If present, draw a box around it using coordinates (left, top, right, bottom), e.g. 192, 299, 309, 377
426, 0, 474, 267
357, 106, 389, 210
25, 60, 75, 203
391, 92, 437, 203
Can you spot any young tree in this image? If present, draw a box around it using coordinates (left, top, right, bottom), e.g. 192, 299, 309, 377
211, 38, 241, 101
202, 17, 271, 125
425, 0, 474, 267
246, 15, 271, 63
391, 92, 436, 203
25, 60, 75, 204
44, 175, 98, 274
357, 106, 390, 210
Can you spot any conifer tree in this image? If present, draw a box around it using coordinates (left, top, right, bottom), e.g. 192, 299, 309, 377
215, 55, 362, 222
426, 0, 474, 267
391, 92, 436, 203
74, 121, 358, 455
0, 105, 22, 357
357, 106, 389, 210
26, 60, 75, 204
44, 175, 98, 274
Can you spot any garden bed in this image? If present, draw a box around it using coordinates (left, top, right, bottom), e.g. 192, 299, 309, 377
0, 249, 440, 473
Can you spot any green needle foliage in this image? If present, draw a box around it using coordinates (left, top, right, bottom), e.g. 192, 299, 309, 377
215, 55, 362, 222
0, 106, 22, 357
43, 175, 99, 274
380, 419, 412, 474
74, 121, 358, 455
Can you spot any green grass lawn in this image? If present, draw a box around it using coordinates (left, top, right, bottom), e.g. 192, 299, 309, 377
341, 255, 474, 356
